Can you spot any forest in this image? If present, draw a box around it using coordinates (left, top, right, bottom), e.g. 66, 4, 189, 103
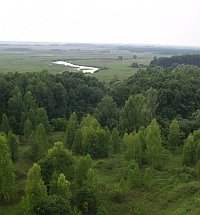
1, 49, 200, 214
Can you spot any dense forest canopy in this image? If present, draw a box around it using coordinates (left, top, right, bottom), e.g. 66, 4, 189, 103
2, 52, 200, 214
149, 54, 200, 68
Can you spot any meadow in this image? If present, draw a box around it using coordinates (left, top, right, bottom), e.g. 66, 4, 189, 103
0, 43, 170, 83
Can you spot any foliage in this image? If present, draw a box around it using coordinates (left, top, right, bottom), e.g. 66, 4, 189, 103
167, 119, 180, 150
7, 130, 19, 160
33, 194, 72, 215
0, 135, 15, 201
75, 186, 98, 214
23, 163, 48, 214
150, 54, 200, 68
145, 119, 163, 168
66, 112, 79, 149
47, 141, 75, 181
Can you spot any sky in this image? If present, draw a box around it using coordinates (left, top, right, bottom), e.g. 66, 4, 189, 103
0, 0, 200, 47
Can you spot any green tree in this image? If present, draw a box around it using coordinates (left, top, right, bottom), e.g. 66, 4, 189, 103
8, 86, 25, 133
196, 160, 200, 178
0, 135, 15, 201
33, 195, 72, 215
23, 91, 37, 111
80, 114, 100, 129
131, 62, 139, 68
30, 123, 48, 161
7, 130, 19, 160
29, 131, 38, 161
49, 173, 72, 202
23, 118, 33, 141
47, 142, 75, 181
145, 119, 163, 168
35, 107, 50, 134
167, 119, 180, 150
182, 134, 193, 166
36, 123, 48, 153
143, 167, 154, 188
119, 94, 145, 135
127, 162, 142, 188
22, 163, 48, 214
111, 127, 121, 154
123, 132, 142, 165
72, 129, 82, 155
146, 87, 158, 121
94, 95, 119, 130
66, 112, 79, 149
53, 83, 67, 118
196, 141, 200, 162
1, 113, 10, 135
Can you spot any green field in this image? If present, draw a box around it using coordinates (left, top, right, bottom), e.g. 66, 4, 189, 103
0, 43, 170, 83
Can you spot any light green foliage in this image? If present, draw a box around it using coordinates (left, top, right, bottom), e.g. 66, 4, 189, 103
123, 131, 142, 165
138, 126, 146, 152
85, 168, 97, 189
47, 141, 75, 181
146, 87, 158, 121
196, 142, 200, 162
143, 167, 154, 188
127, 162, 142, 188
167, 119, 180, 150
0, 135, 15, 201
196, 160, 200, 178
97, 205, 109, 215
80, 114, 100, 129
75, 154, 93, 187
29, 131, 38, 161
36, 123, 48, 152
1, 113, 10, 135
49, 173, 71, 202
23, 163, 47, 213
7, 130, 19, 160
145, 119, 163, 168
30, 123, 48, 161
66, 112, 79, 149
119, 94, 145, 135
75, 118, 109, 158
96, 127, 108, 158
111, 127, 121, 154
72, 128, 82, 154
119, 177, 127, 195
182, 134, 194, 166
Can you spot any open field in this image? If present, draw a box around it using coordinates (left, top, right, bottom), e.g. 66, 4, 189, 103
0, 43, 171, 83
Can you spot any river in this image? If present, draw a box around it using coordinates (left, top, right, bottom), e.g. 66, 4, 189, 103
53, 61, 99, 73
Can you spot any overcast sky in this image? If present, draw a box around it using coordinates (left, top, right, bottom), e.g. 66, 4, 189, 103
0, 0, 200, 46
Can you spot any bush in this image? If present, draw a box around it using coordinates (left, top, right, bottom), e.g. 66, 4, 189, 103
33, 195, 72, 215
109, 187, 123, 203
75, 186, 98, 214
131, 62, 139, 68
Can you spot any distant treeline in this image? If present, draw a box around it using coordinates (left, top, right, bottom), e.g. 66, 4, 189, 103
117, 46, 200, 55
150, 54, 200, 68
